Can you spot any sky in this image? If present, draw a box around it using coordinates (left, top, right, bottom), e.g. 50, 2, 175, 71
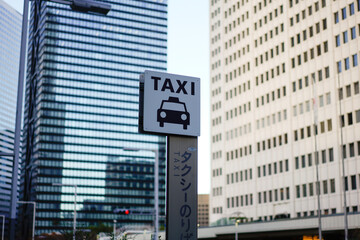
4, 0, 211, 194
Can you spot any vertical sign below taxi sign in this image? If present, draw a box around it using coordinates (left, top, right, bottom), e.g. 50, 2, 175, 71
167, 136, 197, 240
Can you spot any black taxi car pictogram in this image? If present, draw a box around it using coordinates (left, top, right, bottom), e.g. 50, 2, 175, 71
157, 97, 190, 129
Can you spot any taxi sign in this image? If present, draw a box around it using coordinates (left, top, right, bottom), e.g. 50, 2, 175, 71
140, 70, 200, 136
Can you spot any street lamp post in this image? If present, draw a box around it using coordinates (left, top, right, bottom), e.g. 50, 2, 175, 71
122, 147, 159, 240
229, 212, 246, 240
235, 219, 240, 240
0, 215, 5, 240
52, 183, 77, 240
113, 220, 116, 240
18, 201, 36, 240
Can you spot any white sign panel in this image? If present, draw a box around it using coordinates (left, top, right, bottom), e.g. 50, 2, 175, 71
142, 70, 200, 136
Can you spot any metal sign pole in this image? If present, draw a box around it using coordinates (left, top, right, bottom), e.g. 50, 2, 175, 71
166, 135, 197, 240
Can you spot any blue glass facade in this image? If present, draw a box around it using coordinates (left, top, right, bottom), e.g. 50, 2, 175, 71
0, 0, 21, 226
21, 0, 167, 235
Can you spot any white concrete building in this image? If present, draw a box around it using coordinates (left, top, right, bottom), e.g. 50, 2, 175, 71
209, 0, 360, 224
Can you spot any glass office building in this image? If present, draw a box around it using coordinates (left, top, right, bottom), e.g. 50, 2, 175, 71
20, 0, 167, 235
0, 0, 21, 228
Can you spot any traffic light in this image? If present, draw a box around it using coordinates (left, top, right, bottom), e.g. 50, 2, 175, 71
114, 208, 130, 215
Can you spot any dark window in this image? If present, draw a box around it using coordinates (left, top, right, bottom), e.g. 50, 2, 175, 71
325, 66, 330, 78
342, 7, 347, 19
328, 119, 333, 133
350, 143, 355, 157
269, 190, 272, 202
351, 175, 357, 190
295, 157, 299, 169
304, 52, 308, 62
343, 31, 348, 43
351, 27, 356, 40
309, 183, 314, 196
318, 70, 323, 81
258, 192, 261, 204
317, 44, 321, 56
316, 22, 320, 33
340, 115, 345, 127
296, 185, 300, 198
356, 110, 360, 123
322, 150, 326, 163
280, 188, 284, 200
323, 41, 328, 53
348, 112, 353, 125
307, 126, 311, 137
268, 164, 272, 175
337, 61, 342, 73
321, 0, 326, 7
335, 35, 340, 47
263, 165, 266, 176
329, 148, 334, 162
301, 155, 306, 168
339, 88, 344, 100
302, 184, 307, 197
274, 162, 277, 174
330, 179, 335, 193
310, 48, 314, 59
344, 176, 348, 191
334, 12, 339, 24
308, 154, 312, 166
350, 3, 355, 15
323, 180, 328, 194
353, 54, 358, 67
322, 18, 327, 30
286, 187, 290, 199
263, 191, 267, 203
315, 1, 319, 11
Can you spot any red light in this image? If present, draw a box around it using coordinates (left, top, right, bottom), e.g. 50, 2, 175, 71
125, 210, 130, 215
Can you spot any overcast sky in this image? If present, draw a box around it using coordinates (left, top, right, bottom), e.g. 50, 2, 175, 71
4, 0, 211, 194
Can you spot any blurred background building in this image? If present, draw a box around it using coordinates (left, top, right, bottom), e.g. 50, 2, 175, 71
0, 0, 22, 233
210, 0, 359, 227
19, 0, 168, 237
198, 194, 209, 227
